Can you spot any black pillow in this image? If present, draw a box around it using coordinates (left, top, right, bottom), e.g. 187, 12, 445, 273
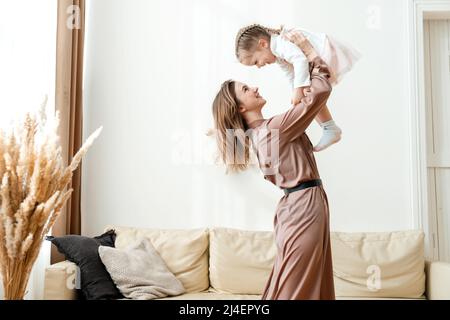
46, 229, 123, 300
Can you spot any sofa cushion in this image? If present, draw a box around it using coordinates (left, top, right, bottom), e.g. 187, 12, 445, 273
209, 227, 276, 294
99, 237, 186, 299
106, 226, 209, 293
157, 291, 425, 300
331, 230, 425, 298
158, 291, 262, 300
45, 230, 123, 300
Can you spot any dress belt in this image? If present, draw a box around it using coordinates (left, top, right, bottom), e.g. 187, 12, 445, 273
283, 179, 322, 195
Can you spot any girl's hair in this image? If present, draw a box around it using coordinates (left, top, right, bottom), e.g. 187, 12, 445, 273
235, 24, 283, 60
211, 80, 253, 174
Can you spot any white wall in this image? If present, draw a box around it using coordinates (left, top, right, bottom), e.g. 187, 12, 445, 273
0, 0, 56, 300
82, 0, 414, 236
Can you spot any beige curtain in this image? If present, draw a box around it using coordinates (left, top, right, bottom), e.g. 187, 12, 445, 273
52, 0, 85, 263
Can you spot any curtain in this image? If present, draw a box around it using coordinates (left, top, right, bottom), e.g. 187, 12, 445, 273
52, 0, 85, 263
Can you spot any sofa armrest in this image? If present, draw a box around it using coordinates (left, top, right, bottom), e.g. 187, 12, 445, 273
425, 260, 450, 300
43, 260, 79, 300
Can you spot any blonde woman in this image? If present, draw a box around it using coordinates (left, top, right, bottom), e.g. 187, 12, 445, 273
211, 32, 335, 300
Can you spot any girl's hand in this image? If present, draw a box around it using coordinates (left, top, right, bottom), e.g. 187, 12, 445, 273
282, 30, 318, 62
291, 87, 305, 105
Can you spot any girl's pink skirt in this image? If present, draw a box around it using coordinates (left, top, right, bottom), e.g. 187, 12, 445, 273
321, 35, 361, 86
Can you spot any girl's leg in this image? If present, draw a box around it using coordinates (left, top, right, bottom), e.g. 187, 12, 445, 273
315, 104, 333, 123
313, 104, 342, 152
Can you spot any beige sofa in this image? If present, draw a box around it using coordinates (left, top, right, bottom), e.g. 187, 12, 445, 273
44, 226, 450, 300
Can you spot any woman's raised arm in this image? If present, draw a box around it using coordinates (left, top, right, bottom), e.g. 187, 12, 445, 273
266, 56, 332, 143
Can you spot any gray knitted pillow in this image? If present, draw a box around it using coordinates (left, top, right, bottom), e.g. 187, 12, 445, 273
98, 237, 185, 300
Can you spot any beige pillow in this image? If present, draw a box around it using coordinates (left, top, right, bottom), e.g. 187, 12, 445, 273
331, 230, 425, 298
106, 226, 209, 293
209, 227, 276, 294
99, 238, 185, 300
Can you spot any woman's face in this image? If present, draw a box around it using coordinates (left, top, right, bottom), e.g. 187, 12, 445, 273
234, 81, 266, 113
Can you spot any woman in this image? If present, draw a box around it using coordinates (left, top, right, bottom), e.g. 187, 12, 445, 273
211, 32, 335, 300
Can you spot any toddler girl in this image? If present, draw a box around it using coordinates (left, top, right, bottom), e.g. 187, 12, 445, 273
235, 24, 360, 151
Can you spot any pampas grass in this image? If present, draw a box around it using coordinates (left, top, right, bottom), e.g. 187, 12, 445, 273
0, 97, 102, 299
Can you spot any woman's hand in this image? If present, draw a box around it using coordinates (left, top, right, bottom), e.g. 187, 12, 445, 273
282, 30, 318, 62
291, 87, 306, 105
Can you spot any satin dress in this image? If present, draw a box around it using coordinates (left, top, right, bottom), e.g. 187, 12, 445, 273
248, 57, 336, 300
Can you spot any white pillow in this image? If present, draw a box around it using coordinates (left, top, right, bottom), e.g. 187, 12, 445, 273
98, 237, 185, 300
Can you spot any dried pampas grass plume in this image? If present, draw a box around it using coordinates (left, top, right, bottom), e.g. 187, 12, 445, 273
0, 96, 102, 299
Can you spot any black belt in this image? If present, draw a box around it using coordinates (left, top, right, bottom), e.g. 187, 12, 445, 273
283, 179, 322, 195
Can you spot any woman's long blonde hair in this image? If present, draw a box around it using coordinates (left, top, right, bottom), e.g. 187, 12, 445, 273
211, 80, 253, 174
235, 23, 283, 60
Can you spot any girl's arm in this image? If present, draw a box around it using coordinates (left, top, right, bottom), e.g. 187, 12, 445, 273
278, 60, 295, 88
281, 30, 321, 105
276, 37, 311, 89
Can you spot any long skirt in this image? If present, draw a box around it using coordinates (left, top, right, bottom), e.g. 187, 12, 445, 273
261, 186, 335, 300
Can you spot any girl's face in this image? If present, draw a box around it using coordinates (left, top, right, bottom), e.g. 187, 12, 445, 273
240, 38, 277, 68
234, 81, 266, 113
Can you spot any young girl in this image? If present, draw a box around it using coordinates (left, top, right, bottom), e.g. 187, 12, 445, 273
235, 24, 360, 152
